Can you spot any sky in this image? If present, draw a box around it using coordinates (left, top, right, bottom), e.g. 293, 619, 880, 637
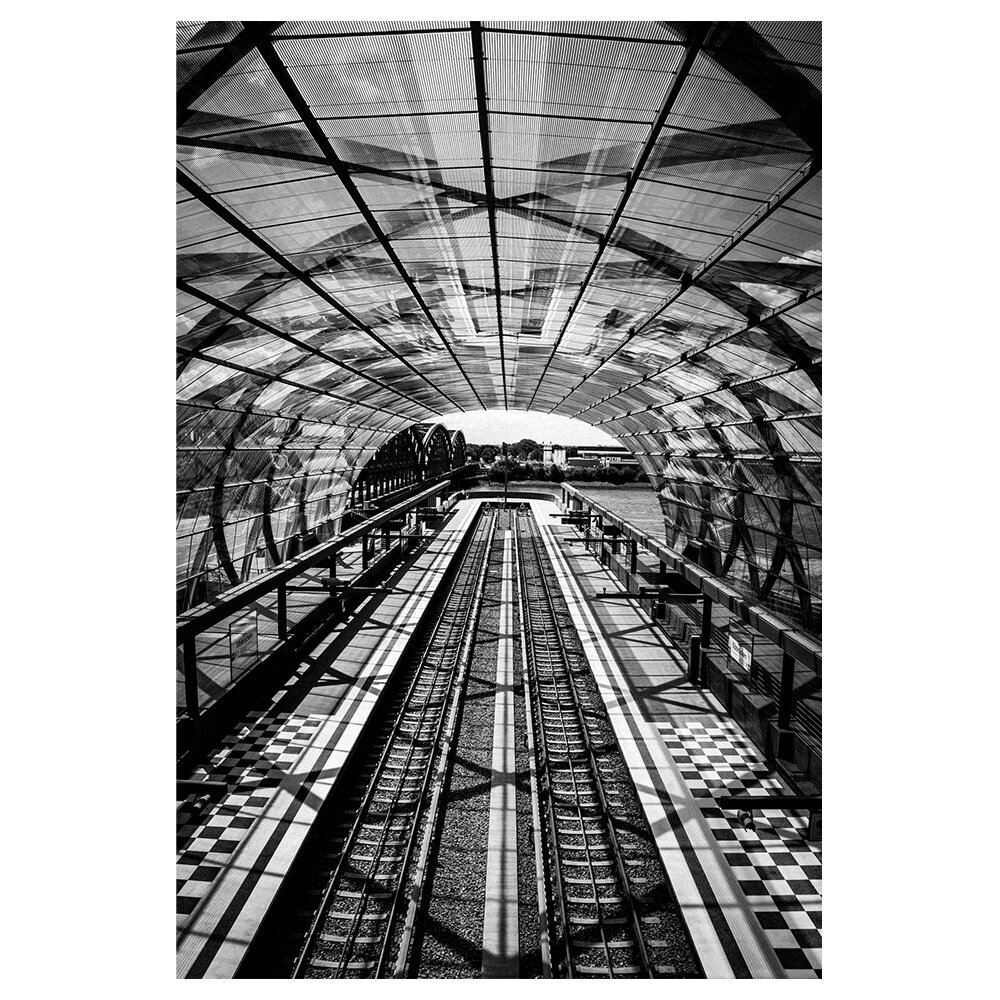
437, 409, 619, 446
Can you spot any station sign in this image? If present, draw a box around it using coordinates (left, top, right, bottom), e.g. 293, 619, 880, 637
727, 628, 754, 672
808, 811, 822, 843
229, 612, 259, 680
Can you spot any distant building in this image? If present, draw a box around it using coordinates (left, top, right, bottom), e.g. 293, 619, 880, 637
576, 447, 640, 469
542, 443, 567, 467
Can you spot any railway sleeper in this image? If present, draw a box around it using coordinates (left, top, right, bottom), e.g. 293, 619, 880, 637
575, 964, 643, 976
354, 836, 407, 848
368, 798, 419, 812
349, 852, 405, 863
324, 910, 388, 922
319, 933, 383, 945
336, 889, 395, 900
309, 959, 376, 972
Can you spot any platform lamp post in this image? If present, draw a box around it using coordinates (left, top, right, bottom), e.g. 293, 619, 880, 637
502, 441, 508, 509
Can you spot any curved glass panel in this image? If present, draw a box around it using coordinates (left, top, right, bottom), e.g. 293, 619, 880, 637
177, 21, 821, 630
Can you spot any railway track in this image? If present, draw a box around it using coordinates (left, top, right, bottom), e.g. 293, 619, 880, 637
291, 508, 497, 978
515, 508, 700, 979
241, 502, 700, 978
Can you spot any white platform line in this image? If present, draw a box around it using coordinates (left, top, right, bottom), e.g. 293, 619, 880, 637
531, 503, 785, 979
482, 529, 519, 977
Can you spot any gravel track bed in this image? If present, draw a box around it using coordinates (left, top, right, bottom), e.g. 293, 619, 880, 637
413, 516, 509, 977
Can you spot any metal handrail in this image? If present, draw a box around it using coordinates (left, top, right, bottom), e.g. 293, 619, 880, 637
177, 472, 470, 644
559, 483, 822, 674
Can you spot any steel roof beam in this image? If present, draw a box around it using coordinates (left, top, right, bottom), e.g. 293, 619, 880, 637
255, 38, 487, 410
176, 169, 461, 413
550, 156, 821, 412
177, 21, 284, 128
652, 473, 822, 510
178, 398, 382, 435
685, 20, 822, 153
568, 284, 821, 419
178, 278, 446, 413
470, 20, 509, 409
176, 345, 423, 425
595, 359, 821, 425
525, 23, 710, 410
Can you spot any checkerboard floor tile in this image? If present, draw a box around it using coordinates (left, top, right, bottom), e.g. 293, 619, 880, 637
658, 720, 822, 978
176, 711, 324, 930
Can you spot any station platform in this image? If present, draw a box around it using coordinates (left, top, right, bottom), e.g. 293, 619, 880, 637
177, 533, 424, 715
176, 500, 482, 979
527, 499, 822, 978
559, 487, 822, 787
176, 496, 820, 979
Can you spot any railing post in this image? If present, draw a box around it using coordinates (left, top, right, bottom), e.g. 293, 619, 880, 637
182, 637, 200, 736
688, 635, 702, 686
701, 595, 713, 648
277, 582, 287, 641
629, 538, 637, 575
778, 652, 796, 729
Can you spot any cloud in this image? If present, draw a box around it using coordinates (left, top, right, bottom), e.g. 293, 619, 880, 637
779, 248, 822, 264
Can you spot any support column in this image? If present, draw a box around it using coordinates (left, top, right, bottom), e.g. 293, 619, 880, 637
277, 582, 287, 640
182, 637, 200, 736
778, 652, 796, 729
688, 635, 702, 686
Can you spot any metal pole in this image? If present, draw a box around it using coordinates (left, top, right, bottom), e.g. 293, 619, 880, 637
182, 636, 200, 730
502, 440, 508, 509
277, 582, 287, 641
688, 635, 701, 686
701, 595, 713, 648
778, 652, 796, 729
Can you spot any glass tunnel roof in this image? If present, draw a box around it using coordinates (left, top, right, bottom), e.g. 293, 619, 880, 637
177, 21, 821, 630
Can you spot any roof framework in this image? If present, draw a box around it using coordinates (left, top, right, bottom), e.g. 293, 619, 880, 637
176, 20, 822, 629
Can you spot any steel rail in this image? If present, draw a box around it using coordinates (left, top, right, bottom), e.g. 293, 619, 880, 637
517, 522, 605, 976
516, 510, 655, 978
512, 521, 553, 979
